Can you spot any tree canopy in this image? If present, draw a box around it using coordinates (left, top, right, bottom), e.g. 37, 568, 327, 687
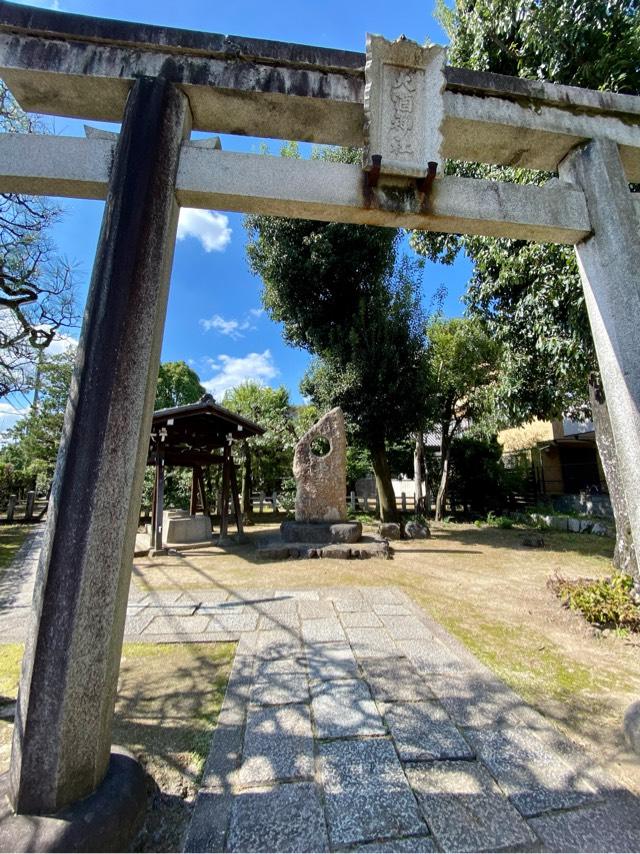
155, 361, 205, 410
245, 146, 430, 520
0, 81, 77, 399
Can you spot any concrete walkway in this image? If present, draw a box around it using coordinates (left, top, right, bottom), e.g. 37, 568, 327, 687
1, 540, 639, 851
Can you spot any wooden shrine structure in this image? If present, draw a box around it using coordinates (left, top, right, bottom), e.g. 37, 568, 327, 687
148, 394, 264, 550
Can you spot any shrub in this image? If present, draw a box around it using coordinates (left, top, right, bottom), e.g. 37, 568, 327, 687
548, 571, 640, 632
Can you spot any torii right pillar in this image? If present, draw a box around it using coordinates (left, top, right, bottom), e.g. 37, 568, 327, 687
560, 138, 640, 583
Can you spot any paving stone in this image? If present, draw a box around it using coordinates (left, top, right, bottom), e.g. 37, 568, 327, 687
345, 626, 399, 659
406, 761, 538, 852
380, 615, 429, 640
142, 615, 210, 634
254, 599, 299, 616
311, 679, 385, 738
257, 612, 300, 631
178, 589, 229, 605
207, 612, 260, 632
361, 658, 434, 702
226, 782, 329, 852
238, 703, 314, 786
274, 589, 320, 601
123, 609, 155, 635
251, 673, 310, 706
465, 727, 598, 816
319, 738, 428, 847
184, 789, 229, 853
197, 603, 246, 615
426, 672, 526, 728
253, 657, 307, 680
330, 592, 369, 612
382, 701, 475, 762
305, 642, 360, 681
396, 637, 470, 673
528, 791, 640, 852
139, 590, 184, 605
253, 629, 303, 659
371, 603, 413, 616
353, 837, 436, 852
340, 611, 383, 628
302, 617, 347, 643
362, 587, 404, 605
297, 600, 335, 619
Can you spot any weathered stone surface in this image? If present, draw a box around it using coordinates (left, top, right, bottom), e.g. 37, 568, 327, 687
319, 738, 428, 847
319, 544, 352, 559
364, 35, 446, 179
293, 407, 347, 522
396, 636, 470, 673
163, 510, 212, 544
353, 837, 435, 852
340, 611, 383, 628
281, 520, 362, 543
238, 704, 314, 786
465, 726, 598, 816
528, 791, 640, 852
426, 672, 526, 729
8, 77, 191, 816
311, 679, 385, 738
382, 701, 475, 762
379, 522, 402, 539
250, 672, 309, 707
406, 761, 538, 852
379, 614, 428, 641
305, 642, 360, 681
226, 783, 329, 852
301, 617, 347, 644
345, 626, 399, 659
361, 657, 434, 702
405, 521, 431, 539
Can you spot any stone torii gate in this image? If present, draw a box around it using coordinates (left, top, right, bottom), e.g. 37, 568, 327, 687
0, 2, 639, 848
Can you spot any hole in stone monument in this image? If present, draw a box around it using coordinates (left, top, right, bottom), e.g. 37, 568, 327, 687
310, 436, 331, 457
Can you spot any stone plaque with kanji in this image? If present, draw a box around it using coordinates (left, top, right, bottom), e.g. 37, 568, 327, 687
364, 34, 446, 178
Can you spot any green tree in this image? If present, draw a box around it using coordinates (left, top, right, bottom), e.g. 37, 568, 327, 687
0, 81, 77, 399
411, 0, 639, 573
1, 348, 76, 493
222, 382, 298, 519
424, 317, 501, 520
246, 147, 430, 521
155, 360, 205, 409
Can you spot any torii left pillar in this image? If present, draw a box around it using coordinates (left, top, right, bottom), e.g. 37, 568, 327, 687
1, 76, 191, 851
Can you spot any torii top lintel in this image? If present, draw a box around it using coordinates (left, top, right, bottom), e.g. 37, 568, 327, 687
0, 0, 639, 180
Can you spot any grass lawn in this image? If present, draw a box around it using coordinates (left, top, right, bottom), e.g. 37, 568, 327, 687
0, 642, 235, 852
131, 520, 640, 795
0, 525, 30, 576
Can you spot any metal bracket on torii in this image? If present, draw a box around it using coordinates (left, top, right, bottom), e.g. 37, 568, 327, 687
0, 2, 639, 846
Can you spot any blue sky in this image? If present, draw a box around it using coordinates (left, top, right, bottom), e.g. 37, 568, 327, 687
1, 0, 472, 430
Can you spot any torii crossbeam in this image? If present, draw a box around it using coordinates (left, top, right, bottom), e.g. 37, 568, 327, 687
0, 2, 638, 849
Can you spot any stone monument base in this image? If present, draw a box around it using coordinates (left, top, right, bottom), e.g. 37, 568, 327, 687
0, 747, 147, 853
258, 536, 390, 561
280, 520, 362, 544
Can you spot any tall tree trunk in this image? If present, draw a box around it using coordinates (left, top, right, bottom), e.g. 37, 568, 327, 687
370, 442, 398, 522
435, 428, 452, 522
413, 432, 425, 515
241, 440, 254, 525
589, 375, 638, 585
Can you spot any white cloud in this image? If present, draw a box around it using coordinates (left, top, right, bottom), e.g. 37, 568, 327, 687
46, 332, 78, 355
202, 350, 278, 399
0, 401, 29, 436
200, 307, 265, 339
177, 209, 231, 253
200, 314, 250, 339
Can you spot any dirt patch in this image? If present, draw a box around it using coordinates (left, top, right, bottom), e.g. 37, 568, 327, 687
0, 642, 234, 852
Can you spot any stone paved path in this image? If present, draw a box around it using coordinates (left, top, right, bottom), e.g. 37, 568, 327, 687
2, 542, 639, 851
